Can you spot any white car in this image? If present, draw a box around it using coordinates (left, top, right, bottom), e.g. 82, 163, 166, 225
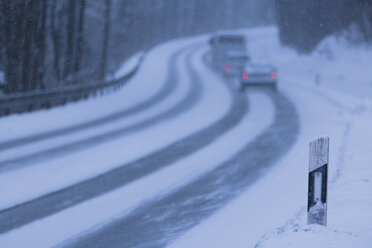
239, 63, 277, 91
209, 31, 247, 69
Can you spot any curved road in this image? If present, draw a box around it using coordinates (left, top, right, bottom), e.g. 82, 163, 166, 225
0, 44, 191, 158
0, 40, 299, 248
0, 45, 201, 172
0, 44, 248, 234
64, 90, 299, 248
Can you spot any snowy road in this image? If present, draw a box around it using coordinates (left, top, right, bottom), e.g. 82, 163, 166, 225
61, 93, 298, 248
0, 34, 299, 247
0, 44, 201, 231
0, 46, 199, 172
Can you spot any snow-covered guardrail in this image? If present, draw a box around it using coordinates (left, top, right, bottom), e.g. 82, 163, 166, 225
0, 53, 144, 117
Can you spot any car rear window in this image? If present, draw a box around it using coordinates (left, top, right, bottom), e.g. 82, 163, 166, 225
219, 36, 244, 44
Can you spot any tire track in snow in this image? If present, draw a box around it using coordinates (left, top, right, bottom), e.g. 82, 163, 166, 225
0, 45, 198, 172
0, 45, 247, 234
65, 90, 299, 248
0, 47, 180, 153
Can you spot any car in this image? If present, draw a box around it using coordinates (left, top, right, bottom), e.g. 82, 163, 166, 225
209, 31, 247, 69
239, 63, 277, 91
222, 50, 250, 76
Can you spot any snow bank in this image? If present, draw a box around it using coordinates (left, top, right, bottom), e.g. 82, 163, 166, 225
252, 27, 372, 248
256, 225, 364, 248
256, 106, 372, 248
111, 51, 145, 80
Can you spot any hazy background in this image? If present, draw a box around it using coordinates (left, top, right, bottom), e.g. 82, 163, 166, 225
0, 0, 371, 93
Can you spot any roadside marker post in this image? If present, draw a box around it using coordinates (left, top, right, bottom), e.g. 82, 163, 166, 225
307, 137, 329, 226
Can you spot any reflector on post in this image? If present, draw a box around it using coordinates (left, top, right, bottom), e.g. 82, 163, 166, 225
307, 137, 329, 226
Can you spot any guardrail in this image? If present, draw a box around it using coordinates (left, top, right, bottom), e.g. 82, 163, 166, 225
0, 54, 144, 117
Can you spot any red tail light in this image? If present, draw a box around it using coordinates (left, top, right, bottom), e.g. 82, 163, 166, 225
242, 72, 249, 79
271, 72, 277, 79
225, 63, 231, 71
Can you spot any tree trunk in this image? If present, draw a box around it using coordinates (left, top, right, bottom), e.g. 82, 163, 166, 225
50, 0, 62, 83
2, 0, 22, 92
100, 0, 112, 80
32, 0, 47, 90
64, 0, 77, 81
21, 0, 36, 91
74, 0, 86, 74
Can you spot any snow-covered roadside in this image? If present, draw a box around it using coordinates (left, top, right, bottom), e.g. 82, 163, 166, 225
170, 27, 372, 248
112, 51, 145, 80
255, 110, 372, 248
253, 27, 372, 248
0, 43, 275, 248
0, 37, 196, 143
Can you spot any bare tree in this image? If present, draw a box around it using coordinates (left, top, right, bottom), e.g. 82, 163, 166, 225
32, 0, 48, 89
64, 0, 77, 81
21, 0, 36, 91
0, 0, 276, 94
50, 0, 64, 83
74, 0, 86, 74
100, 0, 112, 80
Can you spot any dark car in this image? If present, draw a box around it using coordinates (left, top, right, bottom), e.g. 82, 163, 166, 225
239, 63, 277, 91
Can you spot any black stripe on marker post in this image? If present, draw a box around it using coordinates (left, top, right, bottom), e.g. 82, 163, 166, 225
307, 137, 329, 226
